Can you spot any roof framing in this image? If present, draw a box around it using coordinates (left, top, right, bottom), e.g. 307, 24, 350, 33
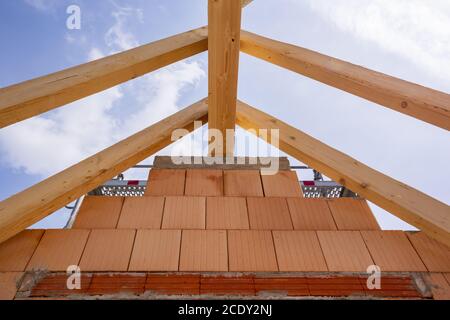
0, 2, 449, 247
236, 100, 450, 246
240, 30, 450, 131
0, 99, 208, 244
0, 27, 208, 129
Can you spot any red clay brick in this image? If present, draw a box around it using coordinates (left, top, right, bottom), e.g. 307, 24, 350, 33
129, 230, 181, 272
88, 274, 146, 295
228, 231, 278, 272
224, 170, 264, 197
73, 196, 124, 229
424, 273, 450, 300
273, 231, 328, 272
307, 277, 365, 297
365, 290, 421, 298
371, 276, 414, 284
117, 197, 165, 229
361, 231, 427, 272
179, 230, 228, 272
317, 231, 374, 272
200, 276, 255, 296
201, 275, 255, 285
254, 277, 309, 296
261, 171, 303, 197
360, 276, 416, 290
359, 275, 421, 298
444, 273, 450, 286
30, 274, 92, 297
0, 272, 23, 300
147, 286, 200, 296
309, 289, 366, 297
407, 232, 450, 272
145, 274, 200, 296
328, 199, 380, 231
287, 198, 337, 231
79, 229, 136, 272
185, 169, 223, 196
145, 169, 186, 196
162, 196, 206, 229
247, 197, 293, 230
146, 274, 200, 284
307, 277, 362, 285
0, 230, 44, 272
206, 197, 249, 230
26, 229, 89, 272
201, 288, 255, 296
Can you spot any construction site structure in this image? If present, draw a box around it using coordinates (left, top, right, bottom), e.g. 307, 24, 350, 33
0, 0, 449, 300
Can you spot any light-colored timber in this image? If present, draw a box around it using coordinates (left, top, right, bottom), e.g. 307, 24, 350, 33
208, 0, 242, 156
236, 100, 450, 246
0, 27, 208, 129
0, 99, 208, 244
240, 30, 450, 131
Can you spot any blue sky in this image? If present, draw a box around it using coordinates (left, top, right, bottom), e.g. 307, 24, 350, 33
0, 0, 449, 229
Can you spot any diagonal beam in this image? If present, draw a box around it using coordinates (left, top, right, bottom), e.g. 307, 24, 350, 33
208, 0, 243, 157
240, 31, 450, 131
0, 99, 209, 244
236, 100, 450, 246
241, 0, 254, 7
0, 27, 208, 129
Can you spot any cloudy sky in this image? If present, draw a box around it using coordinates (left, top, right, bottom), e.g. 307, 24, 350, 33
0, 0, 448, 229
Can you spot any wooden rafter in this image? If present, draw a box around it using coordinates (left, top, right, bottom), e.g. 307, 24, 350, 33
236, 100, 450, 246
240, 31, 450, 131
0, 1, 447, 250
0, 99, 208, 244
208, 0, 243, 157
0, 27, 208, 129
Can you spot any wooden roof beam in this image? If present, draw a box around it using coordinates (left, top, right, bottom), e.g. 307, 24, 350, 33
241, 0, 254, 7
208, 0, 243, 157
240, 31, 450, 131
0, 99, 209, 244
0, 27, 208, 129
236, 100, 450, 247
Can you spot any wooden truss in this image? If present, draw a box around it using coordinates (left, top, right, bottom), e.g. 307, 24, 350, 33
0, 0, 449, 246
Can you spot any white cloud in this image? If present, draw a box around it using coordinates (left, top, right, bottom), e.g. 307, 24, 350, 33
123, 61, 205, 136
88, 47, 105, 61
24, 0, 60, 12
0, 4, 205, 178
105, 4, 143, 51
302, 0, 450, 82
0, 87, 122, 176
